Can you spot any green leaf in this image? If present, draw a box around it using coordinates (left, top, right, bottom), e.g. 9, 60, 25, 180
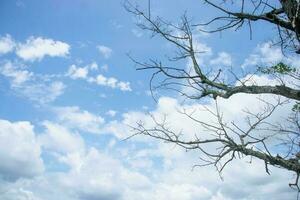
258, 62, 296, 75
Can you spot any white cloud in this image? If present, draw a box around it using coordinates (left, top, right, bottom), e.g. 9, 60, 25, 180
106, 110, 117, 117
0, 151, 294, 200
0, 61, 33, 86
104, 97, 295, 199
103, 111, 154, 140
107, 77, 118, 88
58, 147, 151, 200
153, 183, 211, 200
0, 61, 66, 104
0, 90, 296, 200
0, 187, 41, 200
89, 62, 98, 70
194, 41, 212, 55
53, 106, 105, 134
152, 155, 295, 200
93, 74, 106, 85
0, 34, 15, 55
0, 119, 44, 180
97, 45, 112, 59
18, 81, 65, 104
132, 29, 143, 38
39, 121, 85, 154
100, 64, 109, 71
13, 147, 152, 200
242, 41, 300, 68
66, 62, 131, 91
89, 74, 132, 91
117, 81, 132, 91
187, 40, 213, 67
210, 52, 232, 66
16, 37, 70, 61
185, 40, 226, 78
66, 62, 99, 80
118, 75, 292, 144
67, 64, 89, 79
48, 81, 65, 99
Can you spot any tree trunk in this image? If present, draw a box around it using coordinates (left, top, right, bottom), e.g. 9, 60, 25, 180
280, 0, 300, 48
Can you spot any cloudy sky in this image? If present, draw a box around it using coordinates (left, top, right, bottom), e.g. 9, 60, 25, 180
0, 0, 299, 200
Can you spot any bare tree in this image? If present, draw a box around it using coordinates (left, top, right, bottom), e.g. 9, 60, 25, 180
198, 0, 300, 54
125, 0, 300, 194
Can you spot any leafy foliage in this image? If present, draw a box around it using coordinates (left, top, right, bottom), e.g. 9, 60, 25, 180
259, 62, 297, 75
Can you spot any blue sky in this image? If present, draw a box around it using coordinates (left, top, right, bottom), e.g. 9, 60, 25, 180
0, 0, 299, 200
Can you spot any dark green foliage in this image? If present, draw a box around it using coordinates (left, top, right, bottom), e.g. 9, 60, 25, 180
259, 62, 296, 75
293, 102, 300, 112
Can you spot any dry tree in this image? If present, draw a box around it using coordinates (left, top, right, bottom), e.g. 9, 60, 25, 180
125, 0, 300, 195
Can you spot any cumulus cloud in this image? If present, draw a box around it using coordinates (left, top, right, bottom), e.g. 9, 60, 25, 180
152, 183, 211, 200
151, 155, 295, 200
0, 34, 15, 55
59, 148, 151, 199
4, 147, 152, 200
0, 187, 41, 200
112, 74, 293, 144
0, 35, 70, 61
0, 154, 294, 200
16, 37, 70, 61
102, 95, 295, 199
97, 45, 112, 59
0, 119, 44, 180
0, 88, 296, 200
53, 106, 105, 134
39, 121, 85, 154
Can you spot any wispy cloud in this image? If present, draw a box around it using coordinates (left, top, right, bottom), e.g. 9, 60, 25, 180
210, 52, 232, 66
106, 110, 117, 117
0, 61, 66, 104
0, 61, 33, 85
242, 41, 300, 68
97, 45, 112, 59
